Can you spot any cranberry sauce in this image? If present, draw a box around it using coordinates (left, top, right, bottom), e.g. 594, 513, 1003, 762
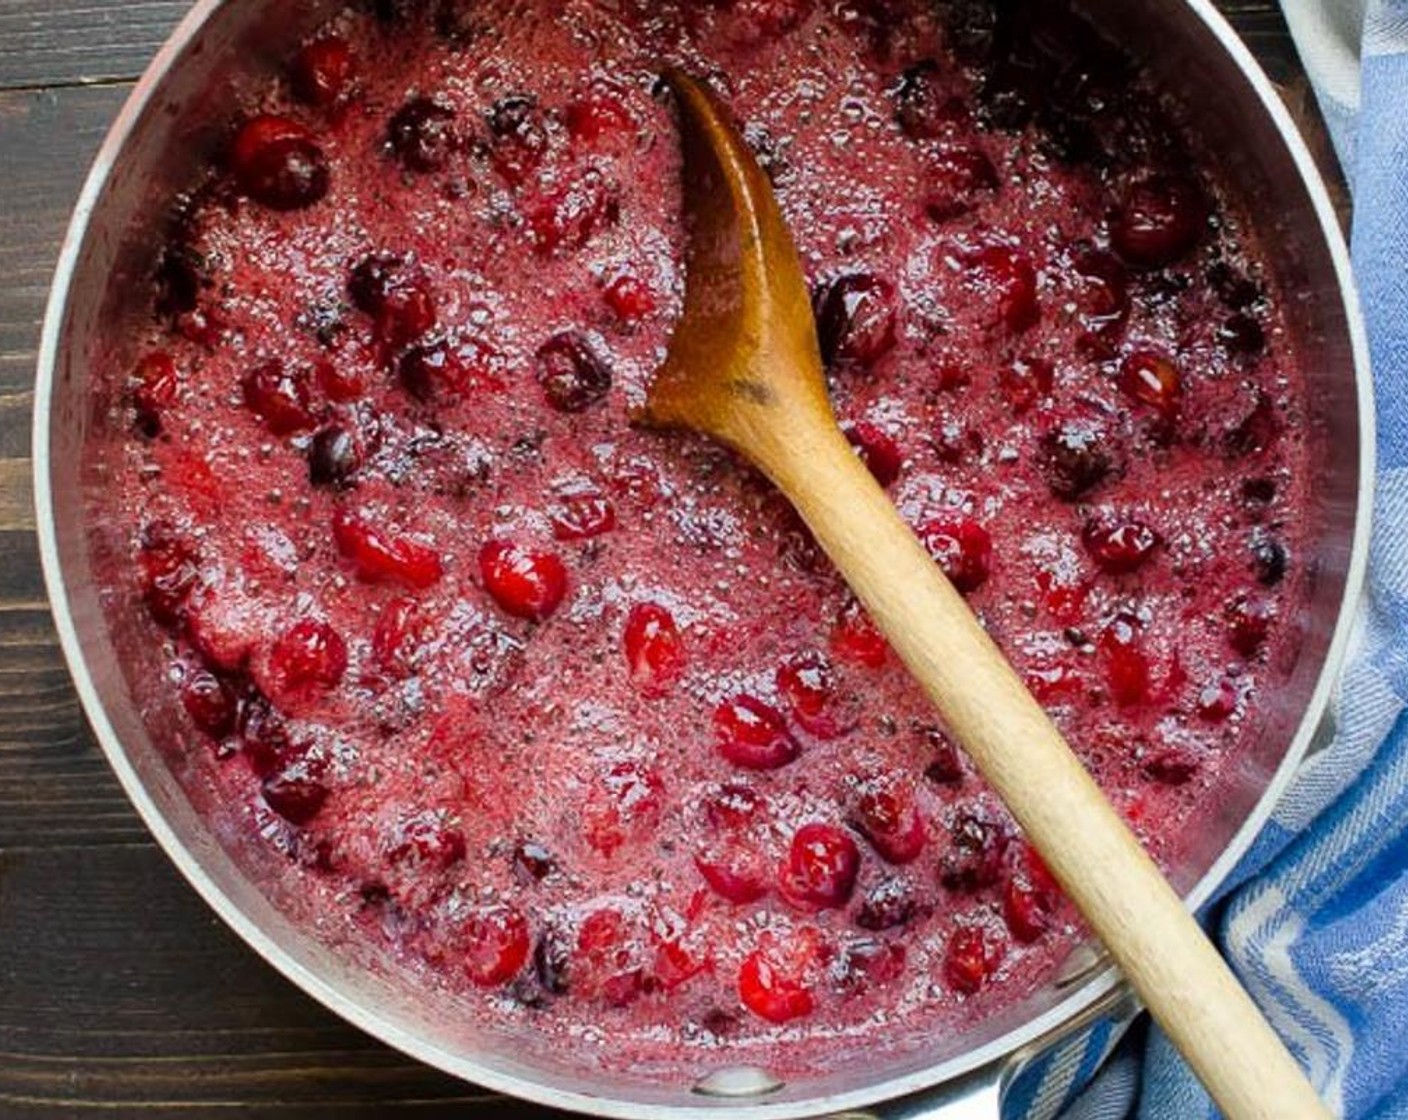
102, 0, 1308, 1071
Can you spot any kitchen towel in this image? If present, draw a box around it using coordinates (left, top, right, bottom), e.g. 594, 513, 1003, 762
1010, 2, 1408, 1117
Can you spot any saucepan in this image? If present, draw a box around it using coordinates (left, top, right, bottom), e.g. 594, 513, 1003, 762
34, 0, 1373, 1116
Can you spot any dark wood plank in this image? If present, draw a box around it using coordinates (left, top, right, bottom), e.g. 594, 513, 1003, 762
0, 1, 188, 91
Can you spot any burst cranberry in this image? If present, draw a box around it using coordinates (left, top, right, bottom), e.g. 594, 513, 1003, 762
332, 508, 444, 589
696, 784, 772, 904
462, 905, 531, 987
132, 351, 179, 433
139, 522, 200, 629
816, 273, 898, 372
1082, 516, 1161, 574
267, 618, 348, 698
566, 82, 635, 143
316, 359, 364, 402
920, 516, 993, 594
1197, 676, 1240, 722
487, 95, 548, 185
1225, 390, 1280, 457
780, 823, 861, 910
998, 355, 1053, 415
348, 254, 437, 351
944, 926, 1005, 994
1119, 350, 1181, 418
924, 144, 999, 221
965, 244, 1038, 333
238, 693, 291, 779
400, 337, 505, 400
1112, 174, 1207, 268
940, 810, 1008, 892
262, 756, 330, 826
291, 37, 355, 106
830, 602, 889, 668
567, 908, 646, 1007
242, 360, 316, 436
536, 331, 613, 412
923, 727, 966, 785
738, 928, 826, 1024
853, 775, 926, 864
550, 487, 616, 540
776, 652, 851, 739
1100, 612, 1150, 706
308, 425, 361, 488
715, 695, 801, 771
842, 420, 904, 486
891, 59, 963, 139
373, 596, 436, 678
835, 938, 906, 993
182, 668, 237, 739
1228, 593, 1275, 656
513, 840, 557, 882
1037, 414, 1118, 500
623, 603, 686, 698
603, 273, 657, 323
479, 540, 568, 622
1070, 247, 1129, 345
1003, 846, 1059, 942
1219, 313, 1266, 356
855, 876, 919, 931
229, 115, 329, 210
583, 763, 664, 857
387, 810, 466, 870
1144, 747, 1200, 786
527, 171, 619, 255
388, 97, 458, 172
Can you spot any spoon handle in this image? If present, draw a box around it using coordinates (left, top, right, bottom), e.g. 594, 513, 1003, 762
769, 419, 1331, 1120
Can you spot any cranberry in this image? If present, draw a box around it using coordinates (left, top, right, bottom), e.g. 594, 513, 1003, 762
536, 331, 613, 412
487, 95, 548, 186
513, 840, 557, 882
308, 425, 361, 488
776, 652, 851, 739
1112, 175, 1207, 268
715, 696, 801, 771
565, 908, 646, 1007
816, 274, 898, 372
400, 337, 505, 400
834, 937, 906, 995
387, 810, 466, 870
527, 171, 619, 255
738, 928, 826, 1023
181, 668, 237, 739
267, 618, 348, 698
997, 355, 1053, 415
1218, 313, 1266, 356
1070, 247, 1129, 345
229, 116, 329, 210
262, 756, 330, 826
842, 420, 904, 486
1197, 676, 1241, 722
1225, 391, 1279, 457
139, 522, 200, 629
291, 37, 355, 106
696, 784, 772, 904
1228, 593, 1275, 656
332, 508, 444, 589
891, 60, 962, 140
830, 602, 889, 668
566, 82, 635, 143
462, 905, 531, 987
852, 775, 926, 864
1082, 516, 1160, 574
603, 273, 657, 323
944, 926, 1005, 994
238, 693, 291, 779
1003, 846, 1058, 943
1251, 534, 1288, 587
372, 596, 435, 679
924, 144, 999, 221
923, 727, 965, 785
132, 351, 179, 434
920, 516, 993, 594
624, 603, 686, 699
655, 931, 708, 992
1143, 747, 1200, 786
1119, 350, 1181, 418
965, 244, 1038, 333
855, 876, 919, 931
583, 763, 664, 857
550, 487, 617, 541
939, 810, 1008, 892
1099, 612, 1150, 706
1037, 414, 1117, 500
479, 540, 568, 622
388, 97, 459, 173
780, 823, 861, 910
316, 359, 364, 403
348, 254, 437, 351
242, 360, 316, 436
933, 416, 985, 464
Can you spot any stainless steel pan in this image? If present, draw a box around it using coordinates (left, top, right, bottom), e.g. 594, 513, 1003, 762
33, 1, 1374, 1116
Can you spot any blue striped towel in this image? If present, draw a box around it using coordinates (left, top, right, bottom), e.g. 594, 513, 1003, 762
1011, 3, 1408, 1117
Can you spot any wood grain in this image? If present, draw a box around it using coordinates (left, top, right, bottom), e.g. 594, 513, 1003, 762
0, 1, 1340, 1115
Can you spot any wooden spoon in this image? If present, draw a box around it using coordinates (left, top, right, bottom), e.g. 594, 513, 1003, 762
636, 70, 1332, 1120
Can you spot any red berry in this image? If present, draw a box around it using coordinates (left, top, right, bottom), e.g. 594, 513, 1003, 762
487, 96, 548, 186
1003, 847, 1058, 943
715, 695, 801, 771
780, 823, 861, 910
332, 508, 444, 590
1119, 350, 1181, 419
920, 516, 993, 594
536, 331, 613, 412
842, 420, 904, 486
738, 928, 826, 1024
372, 596, 436, 678
559, 908, 646, 1007
583, 762, 664, 857
944, 926, 1005, 994
462, 904, 531, 987
1197, 676, 1240, 722
262, 754, 330, 826
181, 668, 237, 739
1037, 414, 1118, 501
1070, 248, 1129, 349
1099, 612, 1150, 706
940, 810, 1009, 892
229, 115, 329, 211
566, 82, 635, 143
132, 351, 179, 433
479, 540, 568, 621
267, 618, 348, 700
242, 360, 316, 436
834, 937, 906, 993
387, 810, 466, 870
1228, 593, 1275, 656
695, 784, 772, 905
817, 273, 898, 371
387, 97, 458, 172
776, 652, 852, 739
400, 337, 505, 400
624, 603, 686, 699
997, 355, 1053, 415
602, 273, 657, 323
830, 602, 889, 668
527, 171, 619, 255
291, 37, 355, 107
1112, 175, 1207, 269
1082, 516, 1161, 574
924, 144, 999, 222
139, 521, 201, 629
549, 487, 617, 541
724, 0, 814, 41
852, 775, 926, 865
964, 244, 1038, 333
348, 254, 437, 351
316, 358, 364, 402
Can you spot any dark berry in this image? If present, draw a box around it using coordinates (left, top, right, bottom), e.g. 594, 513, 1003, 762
229, 116, 329, 211
920, 516, 993, 594
924, 144, 999, 222
536, 331, 613, 412
855, 876, 919, 931
182, 668, 237, 739
1082, 516, 1161, 574
1119, 350, 1181, 419
817, 273, 898, 372
1037, 414, 1118, 500
939, 810, 1007, 892
388, 97, 459, 173
291, 37, 355, 106
964, 244, 1038, 333
308, 425, 361, 488
1111, 175, 1207, 268
487, 95, 547, 186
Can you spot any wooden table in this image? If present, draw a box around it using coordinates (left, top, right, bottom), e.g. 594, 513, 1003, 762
0, 3, 1340, 1115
